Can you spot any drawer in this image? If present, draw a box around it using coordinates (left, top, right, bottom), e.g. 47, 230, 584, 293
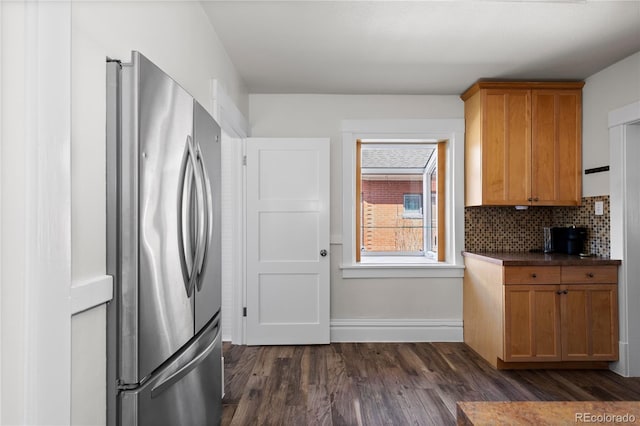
504, 266, 561, 285
562, 265, 618, 284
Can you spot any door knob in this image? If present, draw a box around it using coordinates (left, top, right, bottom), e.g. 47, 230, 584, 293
320, 249, 328, 257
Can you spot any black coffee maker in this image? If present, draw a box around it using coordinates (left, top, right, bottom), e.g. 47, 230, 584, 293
551, 226, 588, 255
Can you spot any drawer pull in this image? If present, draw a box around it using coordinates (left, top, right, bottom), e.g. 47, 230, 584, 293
587, 272, 595, 278
531, 273, 537, 278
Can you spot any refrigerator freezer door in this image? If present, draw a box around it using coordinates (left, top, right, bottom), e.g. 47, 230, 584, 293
136, 52, 195, 381
193, 101, 222, 333
119, 314, 222, 426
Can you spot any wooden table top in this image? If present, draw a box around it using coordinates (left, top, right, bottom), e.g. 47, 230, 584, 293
457, 401, 640, 425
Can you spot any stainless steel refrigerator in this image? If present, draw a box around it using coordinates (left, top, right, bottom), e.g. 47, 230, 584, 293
106, 51, 222, 426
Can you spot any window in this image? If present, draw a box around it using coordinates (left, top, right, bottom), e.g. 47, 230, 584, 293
341, 118, 465, 277
403, 194, 423, 218
357, 142, 445, 261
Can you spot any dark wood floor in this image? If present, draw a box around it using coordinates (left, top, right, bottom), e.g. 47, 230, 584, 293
222, 342, 640, 425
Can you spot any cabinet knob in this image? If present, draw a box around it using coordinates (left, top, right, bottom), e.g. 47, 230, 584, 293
556, 290, 563, 295
563, 290, 569, 295
587, 272, 595, 278
531, 273, 537, 278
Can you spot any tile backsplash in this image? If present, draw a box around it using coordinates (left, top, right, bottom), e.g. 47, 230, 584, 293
464, 196, 611, 256
552, 195, 610, 257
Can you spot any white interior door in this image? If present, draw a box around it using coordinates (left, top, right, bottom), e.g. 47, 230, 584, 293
246, 137, 330, 345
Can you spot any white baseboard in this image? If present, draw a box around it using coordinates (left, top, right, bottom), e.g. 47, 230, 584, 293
330, 318, 463, 343
611, 342, 629, 377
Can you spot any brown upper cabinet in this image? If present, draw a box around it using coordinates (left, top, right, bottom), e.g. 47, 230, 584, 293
461, 81, 584, 207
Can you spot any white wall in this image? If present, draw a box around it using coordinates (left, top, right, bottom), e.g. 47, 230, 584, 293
249, 94, 464, 325
250, 94, 463, 238
71, 0, 248, 281
71, 305, 107, 425
69, 2, 248, 425
582, 51, 640, 196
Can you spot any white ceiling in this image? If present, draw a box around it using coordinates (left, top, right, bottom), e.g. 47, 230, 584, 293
201, 1, 640, 95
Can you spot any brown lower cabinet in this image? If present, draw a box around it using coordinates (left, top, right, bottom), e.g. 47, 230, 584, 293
504, 283, 618, 362
463, 255, 619, 369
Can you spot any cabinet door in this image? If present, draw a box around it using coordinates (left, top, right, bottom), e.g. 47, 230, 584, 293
504, 285, 562, 362
531, 90, 582, 206
562, 284, 618, 361
482, 90, 531, 205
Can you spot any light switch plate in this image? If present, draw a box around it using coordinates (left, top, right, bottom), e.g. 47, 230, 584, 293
595, 200, 604, 216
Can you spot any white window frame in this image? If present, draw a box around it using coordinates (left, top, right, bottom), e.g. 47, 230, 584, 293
341, 119, 465, 279
424, 152, 438, 257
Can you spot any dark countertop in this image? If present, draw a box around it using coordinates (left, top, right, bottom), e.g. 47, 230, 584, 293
462, 251, 621, 266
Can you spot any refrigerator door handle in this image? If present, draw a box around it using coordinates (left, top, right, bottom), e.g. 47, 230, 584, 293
191, 144, 207, 286
178, 135, 205, 297
195, 140, 213, 292
178, 137, 194, 296
188, 137, 207, 296
150, 318, 220, 398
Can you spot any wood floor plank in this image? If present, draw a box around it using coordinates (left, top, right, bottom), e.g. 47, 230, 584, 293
250, 346, 279, 378
223, 344, 259, 404
393, 385, 445, 425
223, 342, 640, 426
256, 358, 292, 425
326, 345, 362, 425
284, 346, 306, 407
305, 384, 332, 426
220, 404, 236, 426
228, 375, 267, 426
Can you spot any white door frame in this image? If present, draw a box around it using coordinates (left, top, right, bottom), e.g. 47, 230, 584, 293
210, 80, 249, 344
609, 100, 640, 377
0, 3, 4, 420
1, 1, 72, 423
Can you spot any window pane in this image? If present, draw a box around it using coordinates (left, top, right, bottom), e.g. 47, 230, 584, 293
404, 194, 422, 214
361, 175, 424, 253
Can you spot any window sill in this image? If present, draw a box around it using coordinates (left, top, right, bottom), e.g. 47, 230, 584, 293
360, 256, 436, 264
402, 214, 423, 219
340, 262, 465, 279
